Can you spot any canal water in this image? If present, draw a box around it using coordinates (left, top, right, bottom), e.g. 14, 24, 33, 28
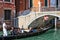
14, 29, 60, 40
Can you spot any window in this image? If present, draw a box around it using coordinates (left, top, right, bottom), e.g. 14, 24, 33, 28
50, 0, 56, 7
50, 0, 58, 8
45, 0, 48, 7
56, 0, 58, 8
25, 0, 26, 10
4, 10, 11, 20
58, 0, 60, 7
30, 0, 32, 8
4, 0, 10, 2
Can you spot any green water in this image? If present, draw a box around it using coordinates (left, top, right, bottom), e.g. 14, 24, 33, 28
0, 31, 11, 36
14, 29, 60, 40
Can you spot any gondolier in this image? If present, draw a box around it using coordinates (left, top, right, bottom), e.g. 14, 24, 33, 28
3, 22, 8, 36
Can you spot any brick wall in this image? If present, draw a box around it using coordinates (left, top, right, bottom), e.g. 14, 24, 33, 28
15, 0, 29, 16
0, 0, 15, 28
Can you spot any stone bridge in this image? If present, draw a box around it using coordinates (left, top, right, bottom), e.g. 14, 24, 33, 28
18, 11, 60, 29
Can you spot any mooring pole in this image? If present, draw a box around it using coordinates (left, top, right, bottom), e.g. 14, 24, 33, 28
55, 18, 57, 31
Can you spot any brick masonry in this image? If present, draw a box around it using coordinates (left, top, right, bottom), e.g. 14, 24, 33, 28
0, 0, 15, 29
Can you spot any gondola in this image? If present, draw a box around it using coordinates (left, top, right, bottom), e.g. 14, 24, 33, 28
0, 27, 52, 40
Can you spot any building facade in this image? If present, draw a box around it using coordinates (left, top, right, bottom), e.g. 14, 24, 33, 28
0, 0, 15, 28
0, 0, 33, 29
15, 0, 33, 16
33, 0, 60, 7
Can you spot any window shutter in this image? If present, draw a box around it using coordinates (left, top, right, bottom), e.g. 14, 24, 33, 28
45, 0, 47, 7
30, 0, 32, 8
56, 0, 58, 8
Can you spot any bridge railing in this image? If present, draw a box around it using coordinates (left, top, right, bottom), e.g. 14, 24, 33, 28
31, 7, 60, 12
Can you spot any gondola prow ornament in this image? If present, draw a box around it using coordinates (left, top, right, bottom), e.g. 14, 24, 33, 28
3, 22, 8, 36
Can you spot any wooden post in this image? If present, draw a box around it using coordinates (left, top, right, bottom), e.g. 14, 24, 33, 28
55, 18, 57, 31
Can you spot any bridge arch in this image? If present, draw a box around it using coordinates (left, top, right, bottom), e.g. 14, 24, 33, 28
18, 11, 60, 29
28, 14, 60, 28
